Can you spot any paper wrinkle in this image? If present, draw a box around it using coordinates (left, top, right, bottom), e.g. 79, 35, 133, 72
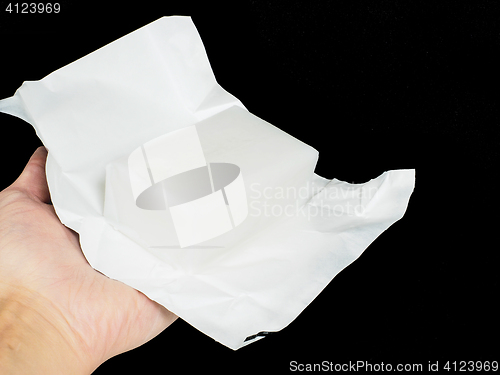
193, 84, 246, 121
0, 16, 415, 350
45, 154, 100, 232
0, 92, 35, 129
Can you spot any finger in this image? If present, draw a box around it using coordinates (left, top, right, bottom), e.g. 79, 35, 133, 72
12, 146, 51, 204
149, 303, 178, 341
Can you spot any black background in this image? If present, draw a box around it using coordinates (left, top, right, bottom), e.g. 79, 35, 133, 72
0, 0, 498, 372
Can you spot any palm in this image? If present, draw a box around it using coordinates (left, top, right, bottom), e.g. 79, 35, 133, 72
0, 147, 176, 367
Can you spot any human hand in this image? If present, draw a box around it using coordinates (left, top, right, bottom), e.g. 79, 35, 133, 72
0, 147, 177, 374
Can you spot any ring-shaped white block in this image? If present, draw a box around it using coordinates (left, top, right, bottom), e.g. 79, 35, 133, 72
169, 189, 233, 248
143, 125, 206, 183
127, 126, 249, 247
224, 172, 248, 227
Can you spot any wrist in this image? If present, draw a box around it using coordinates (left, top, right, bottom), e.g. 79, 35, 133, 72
0, 283, 97, 375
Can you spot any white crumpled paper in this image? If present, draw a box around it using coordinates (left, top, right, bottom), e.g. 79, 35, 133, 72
0, 16, 415, 349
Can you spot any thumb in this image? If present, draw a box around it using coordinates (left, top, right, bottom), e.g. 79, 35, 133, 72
11, 146, 51, 204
